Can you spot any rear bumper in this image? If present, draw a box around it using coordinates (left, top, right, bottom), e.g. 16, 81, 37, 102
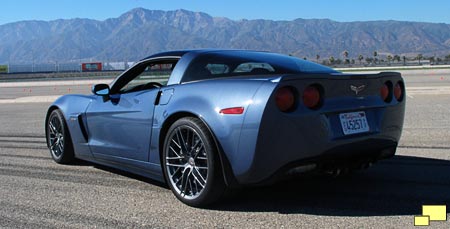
237, 137, 398, 185
275, 139, 397, 181
233, 105, 404, 185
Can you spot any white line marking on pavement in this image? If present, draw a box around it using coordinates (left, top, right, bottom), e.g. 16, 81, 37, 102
0, 79, 113, 88
407, 86, 450, 95
0, 95, 61, 104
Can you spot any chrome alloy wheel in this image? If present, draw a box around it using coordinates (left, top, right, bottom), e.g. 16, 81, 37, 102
48, 115, 65, 158
165, 126, 209, 200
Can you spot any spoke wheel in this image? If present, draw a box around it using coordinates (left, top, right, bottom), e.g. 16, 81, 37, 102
46, 109, 74, 164
166, 125, 208, 199
163, 117, 225, 207
48, 114, 64, 158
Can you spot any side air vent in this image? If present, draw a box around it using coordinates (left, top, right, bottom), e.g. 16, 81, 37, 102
78, 114, 88, 142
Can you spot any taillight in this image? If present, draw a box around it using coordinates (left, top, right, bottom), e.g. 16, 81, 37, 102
275, 86, 296, 112
303, 85, 322, 109
380, 81, 392, 103
380, 84, 389, 102
394, 81, 404, 101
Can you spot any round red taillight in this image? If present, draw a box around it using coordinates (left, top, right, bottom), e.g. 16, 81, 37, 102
380, 81, 393, 103
394, 82, 403, 101
380, 84, 389, 102
275, 86, 296, 112
303, 85, 321, 109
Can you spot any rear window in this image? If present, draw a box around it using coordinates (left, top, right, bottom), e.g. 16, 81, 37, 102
182, 51, 337, 82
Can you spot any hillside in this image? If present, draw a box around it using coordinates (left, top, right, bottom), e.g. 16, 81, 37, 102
1, 8, 450, 63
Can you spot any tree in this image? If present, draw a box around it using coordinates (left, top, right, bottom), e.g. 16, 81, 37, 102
329, 56, 335, 65
358, 55, 364, 65
429, 56, 435, 64
416, 54, 423, 64
445, 54, 450, 61
373, 51, 378, 64
403, 56, 406, 65
387, 55, 393, 65
393, 55, 401, 63
343, 50, 349, 58
316, 54, 320, 63
342, 50, 349, 65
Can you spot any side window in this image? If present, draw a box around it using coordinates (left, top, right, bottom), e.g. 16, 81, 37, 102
119, 62, 175, 94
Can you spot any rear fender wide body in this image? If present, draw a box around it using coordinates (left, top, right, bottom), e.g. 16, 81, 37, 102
152, 79, 277, 180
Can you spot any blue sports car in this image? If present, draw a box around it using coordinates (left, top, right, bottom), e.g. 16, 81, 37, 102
46, 50, 405, 207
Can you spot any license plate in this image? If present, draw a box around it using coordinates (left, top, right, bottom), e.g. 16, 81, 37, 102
339, 111, 369, 135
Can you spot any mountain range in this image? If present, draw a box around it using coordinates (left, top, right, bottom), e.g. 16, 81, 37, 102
1, 8, 450, 63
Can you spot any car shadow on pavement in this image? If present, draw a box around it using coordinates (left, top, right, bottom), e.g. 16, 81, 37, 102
93, 163, 168, 188
214, 155, 450, 216
67, 159, 168, 188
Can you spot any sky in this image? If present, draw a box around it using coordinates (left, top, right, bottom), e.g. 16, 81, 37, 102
0, 0, 449, 25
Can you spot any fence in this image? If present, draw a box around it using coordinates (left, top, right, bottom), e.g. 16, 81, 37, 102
2, 61, 135, 74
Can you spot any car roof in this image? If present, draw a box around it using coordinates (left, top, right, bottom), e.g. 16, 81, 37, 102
141, 49, 268, 60
141, 50, 191, 59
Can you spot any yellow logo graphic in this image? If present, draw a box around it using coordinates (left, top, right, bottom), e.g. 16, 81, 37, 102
414, 205, 447, 226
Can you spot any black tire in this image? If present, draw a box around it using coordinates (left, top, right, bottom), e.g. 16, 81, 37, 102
163, 117, 226, 207
46, 109, 75, 164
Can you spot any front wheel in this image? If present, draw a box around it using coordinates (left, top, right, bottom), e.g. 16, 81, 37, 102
163, 117, 225, 207
46, 109, 75, 164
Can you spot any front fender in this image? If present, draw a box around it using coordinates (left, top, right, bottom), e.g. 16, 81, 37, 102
47, 94, 94, 159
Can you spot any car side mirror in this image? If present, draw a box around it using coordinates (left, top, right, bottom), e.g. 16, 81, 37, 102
92, 84, 110, 96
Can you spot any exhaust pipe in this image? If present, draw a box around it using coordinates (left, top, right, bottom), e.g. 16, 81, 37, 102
287, 164, 317, 175
326, 168, 341, 177
359, 162, 373, 170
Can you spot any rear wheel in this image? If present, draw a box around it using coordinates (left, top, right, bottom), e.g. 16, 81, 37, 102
163, 117, 225, 207
46, 109, 75, 164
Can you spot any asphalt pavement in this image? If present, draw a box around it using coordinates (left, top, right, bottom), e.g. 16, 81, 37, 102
0, 71, 449, 228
